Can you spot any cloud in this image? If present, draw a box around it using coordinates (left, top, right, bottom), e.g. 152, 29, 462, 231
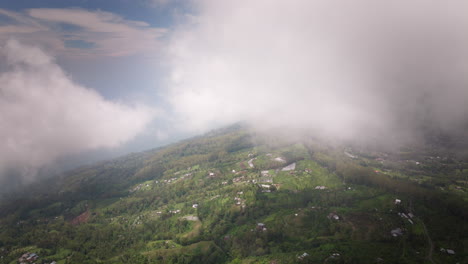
0, 8, 165, 57
0, 39, 155, 184
166, 0, 468, 145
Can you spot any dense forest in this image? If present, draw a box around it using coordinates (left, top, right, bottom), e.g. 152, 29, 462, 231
0, 125, 467, 263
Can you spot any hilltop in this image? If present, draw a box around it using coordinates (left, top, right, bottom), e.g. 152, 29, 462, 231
0, 125, 467, 263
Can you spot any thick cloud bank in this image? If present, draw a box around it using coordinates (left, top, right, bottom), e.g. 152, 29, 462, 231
167, 0, 468, 145
0, 40, 154, 184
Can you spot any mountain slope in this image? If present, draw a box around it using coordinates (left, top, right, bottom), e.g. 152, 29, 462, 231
0, 125, 467, 264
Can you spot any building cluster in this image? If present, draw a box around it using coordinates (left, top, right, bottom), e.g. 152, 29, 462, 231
233, 176, 246, 183
397, 212, 414, 224
234, 192, 246, 207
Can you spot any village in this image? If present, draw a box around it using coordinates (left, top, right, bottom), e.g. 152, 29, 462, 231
2, 133, 465, 263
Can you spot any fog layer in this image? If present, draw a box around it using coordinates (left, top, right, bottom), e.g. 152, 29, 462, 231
167, 0, 468, 145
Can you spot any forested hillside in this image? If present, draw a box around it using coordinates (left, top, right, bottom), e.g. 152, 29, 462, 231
0, 125, 467, 264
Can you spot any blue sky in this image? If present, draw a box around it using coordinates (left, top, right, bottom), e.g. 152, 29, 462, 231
0, 0, 185, 27
0, 0, 184, 100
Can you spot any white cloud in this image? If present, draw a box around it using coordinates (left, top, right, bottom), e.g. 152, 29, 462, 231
0, 8, 165, 57
166, 0, 468, 143
0, 40, 155, 182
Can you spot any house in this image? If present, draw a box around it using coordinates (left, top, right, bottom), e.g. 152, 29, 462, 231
344, 151, 357, 159
209, 172, 215, 176
274, 157, 286, 163
260, 184, 272, 192
391, 228, 403, 237
440, 247, 455, 254
248, 158, 255, 168
259, 176, 273, 183
398, 213, 409, 219
233, 176, 245, 183
19, 252, 39, 263
234, 197, 244, 205
282, 162, 296, 171
183, 215, 199, 221
18, 253, 29, 263
298, 252, 309, 260
327, 213, 340, 220
256, 223, 267, 231
28, 253, 38, 261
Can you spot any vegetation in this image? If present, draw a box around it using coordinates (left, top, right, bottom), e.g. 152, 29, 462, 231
0, 125, 466, 263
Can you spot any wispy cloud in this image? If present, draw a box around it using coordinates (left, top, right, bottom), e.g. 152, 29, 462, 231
0, 8, 166, 57
0, 39, 155, 184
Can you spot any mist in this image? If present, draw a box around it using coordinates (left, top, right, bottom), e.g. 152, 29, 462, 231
0, 40, 155, 189
166, 0, 468, 148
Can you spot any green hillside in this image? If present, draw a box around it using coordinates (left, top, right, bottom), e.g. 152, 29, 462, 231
0, 125, 467, 264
